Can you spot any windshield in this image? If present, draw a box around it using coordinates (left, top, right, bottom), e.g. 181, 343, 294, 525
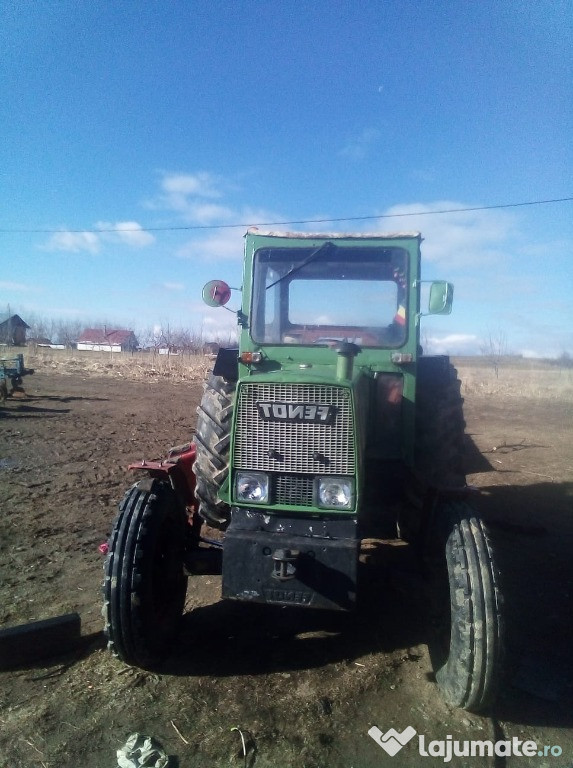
251, 245, 408, 348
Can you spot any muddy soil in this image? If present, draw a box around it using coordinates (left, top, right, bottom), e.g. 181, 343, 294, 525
0, 371, 572, 768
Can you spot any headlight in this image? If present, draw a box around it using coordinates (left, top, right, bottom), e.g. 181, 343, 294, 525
316, 477, 354, 510
235, 471, 269, 504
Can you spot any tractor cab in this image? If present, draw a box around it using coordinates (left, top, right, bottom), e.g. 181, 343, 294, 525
202, 230, 455, 518
206, 229, 452, 366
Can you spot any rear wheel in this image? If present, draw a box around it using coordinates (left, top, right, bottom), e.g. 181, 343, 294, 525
103, 478, 188, 667
399, 358, 466, 543
192, 373, 234, 529
427, 502, 504, 712
415, 357, 466, 489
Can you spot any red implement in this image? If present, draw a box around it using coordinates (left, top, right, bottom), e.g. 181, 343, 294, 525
128, 442, 197, 508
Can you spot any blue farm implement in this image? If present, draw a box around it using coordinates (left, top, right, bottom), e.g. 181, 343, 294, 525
0, 354, 34, 401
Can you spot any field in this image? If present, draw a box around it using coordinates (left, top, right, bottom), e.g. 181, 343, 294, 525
1, 349, 572, 767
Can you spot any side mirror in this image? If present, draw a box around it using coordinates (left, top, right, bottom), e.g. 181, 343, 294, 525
428, 281, 454, 315
202, 280, 232, 308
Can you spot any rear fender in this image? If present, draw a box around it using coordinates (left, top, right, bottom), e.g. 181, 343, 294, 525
128, 443, 197, 508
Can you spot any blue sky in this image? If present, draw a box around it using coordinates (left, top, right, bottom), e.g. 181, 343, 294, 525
1, 0, 572, 356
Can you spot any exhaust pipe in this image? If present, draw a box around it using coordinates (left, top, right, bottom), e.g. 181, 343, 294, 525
336, 342, 361, 381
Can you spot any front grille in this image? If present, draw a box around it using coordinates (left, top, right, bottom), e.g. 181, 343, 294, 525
234, 383, 355, 478
274, 474, 315, 507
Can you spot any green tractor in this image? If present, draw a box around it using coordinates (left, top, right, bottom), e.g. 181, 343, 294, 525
103, 229, 503, 712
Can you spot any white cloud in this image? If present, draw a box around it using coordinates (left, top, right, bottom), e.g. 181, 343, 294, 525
41, 220, 154, 253
153, 171, 283, 230
175, 205, 286, 262
97, 221, 155, 247
161, 172, 222, 198
520, 349, 555, 359
201, 308, 239, 341
515, 238, 573, 263
425, 332, 480, 355
0, 281, 38, 292
162, 282, 185, 291
151, 172, 229, 222
43, 230, 100, 254
241, 206, 286, 228
184, 203, 235, 225
377, 202, 516, 269
177, 228, 244, 261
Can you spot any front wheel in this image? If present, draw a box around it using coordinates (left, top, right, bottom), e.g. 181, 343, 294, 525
427, 502, 504, 712
103, 478, 188, 667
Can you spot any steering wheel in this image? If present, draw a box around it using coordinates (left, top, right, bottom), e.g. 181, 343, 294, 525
313, 338, 346, 346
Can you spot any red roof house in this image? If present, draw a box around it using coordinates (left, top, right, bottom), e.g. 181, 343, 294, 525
77, 328, 138, 353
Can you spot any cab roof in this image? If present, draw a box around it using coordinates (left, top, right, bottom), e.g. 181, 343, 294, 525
246, 228, 421, 240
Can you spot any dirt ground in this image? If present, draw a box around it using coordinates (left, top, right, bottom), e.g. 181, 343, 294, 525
1, 367, 572, 768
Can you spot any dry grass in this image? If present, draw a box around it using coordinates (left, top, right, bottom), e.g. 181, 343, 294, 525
8, 347, 573, 400
454, 356, 573, 401
14, 346, 213, 384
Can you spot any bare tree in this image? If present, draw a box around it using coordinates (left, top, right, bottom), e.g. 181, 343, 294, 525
556, 351, 573, 369
25, 312, 50, 343
54, 319, 83, 348
480, 329, 509, 379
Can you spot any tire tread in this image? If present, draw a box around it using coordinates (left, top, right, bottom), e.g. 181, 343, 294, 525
431, 502, 504, 712
102, 480, 187, 667
192, 373, 234, 529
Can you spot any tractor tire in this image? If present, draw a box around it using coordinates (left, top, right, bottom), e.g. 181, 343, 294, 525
399, 358, 466, 543
192, 373, 234, 530
427, 502, 504, 712
103, 478, 188, 667
415, 358, 466, 489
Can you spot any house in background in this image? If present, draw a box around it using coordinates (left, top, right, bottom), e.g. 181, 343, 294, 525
203, 341, 220, 356
0, 314, 30, 346
77, 328, 138, 353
